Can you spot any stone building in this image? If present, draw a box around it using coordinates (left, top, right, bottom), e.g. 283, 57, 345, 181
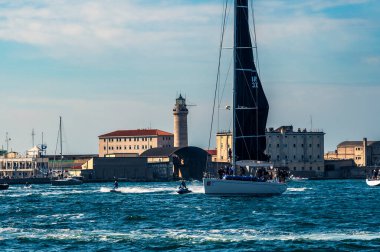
215, 131, 232, 163
214, 126, 325, 176
0, 146, 49, 179
324, 138, 380, 167
173, 94, 189, 148
266, 126, 325, 175
98, 129, 174, 157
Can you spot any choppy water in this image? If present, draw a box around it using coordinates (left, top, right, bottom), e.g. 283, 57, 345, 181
1, 180, 379, 251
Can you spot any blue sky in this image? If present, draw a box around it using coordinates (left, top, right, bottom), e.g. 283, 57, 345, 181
0, 0, 379, 154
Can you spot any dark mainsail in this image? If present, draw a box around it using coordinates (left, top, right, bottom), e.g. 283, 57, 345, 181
233, 0, 269, 162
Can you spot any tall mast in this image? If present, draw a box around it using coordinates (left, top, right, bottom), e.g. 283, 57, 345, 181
59, 116, 63, 174
232, 0, 237, 168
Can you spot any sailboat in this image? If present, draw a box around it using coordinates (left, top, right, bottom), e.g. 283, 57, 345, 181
203, 0, 287, 196
51, 117, 83, 186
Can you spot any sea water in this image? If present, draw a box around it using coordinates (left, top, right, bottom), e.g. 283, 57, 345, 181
0, 180, 379, 251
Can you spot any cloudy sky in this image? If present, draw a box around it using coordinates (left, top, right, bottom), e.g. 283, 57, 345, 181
0, 0, 379, 155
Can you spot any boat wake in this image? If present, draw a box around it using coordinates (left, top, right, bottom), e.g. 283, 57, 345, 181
100, 186, 173, 194
287, 187, 312, 192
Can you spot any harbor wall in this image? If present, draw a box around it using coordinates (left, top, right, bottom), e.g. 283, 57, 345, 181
81, 157, 172, 182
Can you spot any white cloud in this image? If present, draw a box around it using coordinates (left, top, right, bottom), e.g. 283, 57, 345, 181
0, 0, 220, 59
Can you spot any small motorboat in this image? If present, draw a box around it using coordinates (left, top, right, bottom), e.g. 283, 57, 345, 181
366, 179, 380, 187
0, 184, 9, 190
177, 187, 191, 194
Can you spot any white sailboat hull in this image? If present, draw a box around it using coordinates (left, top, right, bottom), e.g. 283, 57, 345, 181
366, 179, 380, 187
203, 178, 287, 196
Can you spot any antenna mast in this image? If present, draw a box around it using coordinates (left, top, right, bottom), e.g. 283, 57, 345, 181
32, 128, 35, 146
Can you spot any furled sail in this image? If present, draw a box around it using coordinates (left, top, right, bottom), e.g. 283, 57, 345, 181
234, 0, 269, 162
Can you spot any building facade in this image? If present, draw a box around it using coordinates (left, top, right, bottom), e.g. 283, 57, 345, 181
266, 126, 325, 175
98, 129, 174, 157
173, 94, 189, 148
215, 126, 325, 175
215, 131, 232, 163
324, 138, 380, 167
0, 146, 49, 179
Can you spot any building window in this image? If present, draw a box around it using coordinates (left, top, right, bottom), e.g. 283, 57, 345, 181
310, 167, 312, 171
129, 146, 132, 150
285, 155, 288, 160
309, 155, 312, 159
104, 139, 106, 142
317, 167, 320, 170
104, 147, 106, 150
302, 167, 305, 170
301, 144, 304, 147
293, 144, 296, 148
317, 144, 320, 147
293, 155, 296, 159
284, 144, 287, 147
277, 144, 279, 148
269, 144, 271, 147
277, 155, 280, 160
293, 167, 296, 171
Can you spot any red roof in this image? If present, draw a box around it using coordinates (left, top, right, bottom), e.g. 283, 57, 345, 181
99, 129, 173, 138
206, 149, 217, 155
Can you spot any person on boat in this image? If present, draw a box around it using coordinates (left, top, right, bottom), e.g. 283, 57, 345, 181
114, 180, 119, 189
218, 167, 224, 179
240, 167, 246, 176
374, 169, 379, 179
179, 180, 187, 189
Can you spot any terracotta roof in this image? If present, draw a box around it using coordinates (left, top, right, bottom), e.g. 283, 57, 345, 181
206, 149, 217, 155
99, 129, 173, 138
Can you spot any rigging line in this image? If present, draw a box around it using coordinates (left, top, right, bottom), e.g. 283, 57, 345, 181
217, 0, 231, 129
207, 0, 229, 154
251, 1, 261, 160
250, 0, 261, 77
235, 2, 259, 108
217, 58, 232, 109
235, 55, 258, 107
234, 112, 252, 161
53, 121, 60, 169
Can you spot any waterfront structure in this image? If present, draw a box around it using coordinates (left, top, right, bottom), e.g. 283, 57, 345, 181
266, 126, 325, 175
0, 146, 49, 179
324, 138, 380, 167
215, 131, 232, 163
215, 126, 325, 175
141, 146, 209, 180
98, 129, 174, 157
81, 146, 209, 181
173, 94, 189, 148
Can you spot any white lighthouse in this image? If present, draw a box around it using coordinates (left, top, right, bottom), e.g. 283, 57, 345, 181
173, 94, 189, 148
